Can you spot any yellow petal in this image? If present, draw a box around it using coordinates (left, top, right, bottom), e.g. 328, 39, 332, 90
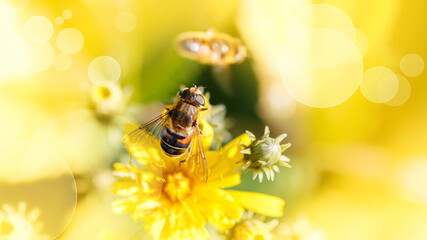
111, 197, 137, 214
155, 205, 208, 240
207, 151, 232, 180
129, 144, 165, 167
123, 122, 165, 166
199, 118, 214, 150
197, 189, 244, 231
130, 200, 162, 220
206, 133, 251, 180
226, 190, 285, 217
113, 162, 128, 172
111, 180, 139, 196
209, 172, 241, 188
112, 162, 134, 179
180, 204, 206, 229
145, 217, 166, 240
206, 150, 220, 168
123, 122, 140, 136
221, 133, 251, 171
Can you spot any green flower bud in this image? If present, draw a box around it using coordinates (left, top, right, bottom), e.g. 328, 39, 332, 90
239, 126, 291, 182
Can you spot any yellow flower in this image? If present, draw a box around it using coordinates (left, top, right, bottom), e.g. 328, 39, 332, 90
227, 212, 278, 240
0, 202, 50, 240
88, 84, 125, 123
112, 122, 285, 240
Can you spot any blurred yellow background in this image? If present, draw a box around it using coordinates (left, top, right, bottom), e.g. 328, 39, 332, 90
0, 0, 426, 239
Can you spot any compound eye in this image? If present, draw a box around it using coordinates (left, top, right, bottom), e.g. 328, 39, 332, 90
194, 94, 205, 106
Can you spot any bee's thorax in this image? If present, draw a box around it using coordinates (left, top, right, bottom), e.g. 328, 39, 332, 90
171, 101, 200, 128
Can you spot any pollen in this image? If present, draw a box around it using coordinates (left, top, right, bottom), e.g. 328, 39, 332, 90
163, 171, 191, 202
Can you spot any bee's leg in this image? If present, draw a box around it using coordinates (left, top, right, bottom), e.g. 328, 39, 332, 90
193, 121, 205, 136
198, 126, 204, 136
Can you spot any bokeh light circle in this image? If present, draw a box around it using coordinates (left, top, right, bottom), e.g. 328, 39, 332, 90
53, 53, 72, 71
115, 12, 137, 33
355, 29, 369, 58
55, 16, 64, 25
31, 110, 125, 175
288, 4, 356, 44
288, 28, 360, 69
56, 28, 84, 55
281, 29, 363, 108
397, 156, 427, 205
24, 16, 53, 42
386, 74, 411, 106
62, 10, 72, 19
258, 82, 296, 121
59, 190, 147, 239
360, 66, 399, 103
26, 42, 55, 72
400, 53, 424, 77
0, 141, 77, 239
88, 56, 121, 86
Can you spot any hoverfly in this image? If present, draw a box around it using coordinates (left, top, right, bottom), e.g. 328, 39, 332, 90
123, 86, 210, 182
175, 29, 247, 65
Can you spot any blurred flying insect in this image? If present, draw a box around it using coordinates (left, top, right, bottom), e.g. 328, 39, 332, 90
123, 86, 210, 182
175, 29, 247, 66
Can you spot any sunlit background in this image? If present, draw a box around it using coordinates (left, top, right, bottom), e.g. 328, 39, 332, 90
0, 0, 426, 239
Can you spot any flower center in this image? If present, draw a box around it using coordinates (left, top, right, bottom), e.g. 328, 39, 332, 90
0, 218, 14, 236
92, 86, 112, 101
97, 87, 112, 99
163, 171, 191, 202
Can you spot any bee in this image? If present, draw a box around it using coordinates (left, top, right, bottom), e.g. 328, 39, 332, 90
175, 29, 247, 65
123, 86, 210, 182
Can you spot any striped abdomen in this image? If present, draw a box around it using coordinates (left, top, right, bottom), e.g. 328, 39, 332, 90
160, 127, 193, 156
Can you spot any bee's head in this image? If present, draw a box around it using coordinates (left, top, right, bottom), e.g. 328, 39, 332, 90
178, 86, 206, 107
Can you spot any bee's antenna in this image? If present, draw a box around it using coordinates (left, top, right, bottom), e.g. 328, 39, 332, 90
192, 84, 205, 92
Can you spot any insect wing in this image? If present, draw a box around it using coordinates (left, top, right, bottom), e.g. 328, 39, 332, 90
187, 125, 209, 182
122, 111, 170, 147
